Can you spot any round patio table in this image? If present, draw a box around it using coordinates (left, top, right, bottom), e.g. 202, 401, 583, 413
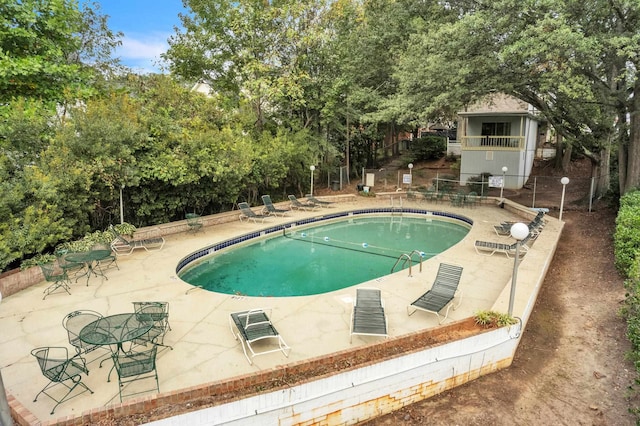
79, 313, 153, 354
65, 249, 113, 286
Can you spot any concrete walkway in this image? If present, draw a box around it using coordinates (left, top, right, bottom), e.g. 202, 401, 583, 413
0, 196, 561, 422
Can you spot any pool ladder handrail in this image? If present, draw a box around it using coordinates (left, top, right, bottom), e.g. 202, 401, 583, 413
390, 196, 403, 212
390, 250, 424, 277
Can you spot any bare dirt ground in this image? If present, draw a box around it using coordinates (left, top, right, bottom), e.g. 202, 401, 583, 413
363, 157, 639, 425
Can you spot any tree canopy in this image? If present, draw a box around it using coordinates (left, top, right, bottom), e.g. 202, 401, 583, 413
4, 0, 640, 271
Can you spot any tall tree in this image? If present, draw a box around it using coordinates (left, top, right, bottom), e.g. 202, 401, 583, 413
394, 0, 640, 196
165, 0, 325, 132
0, 0, 82, 102
0, 0, 122, 104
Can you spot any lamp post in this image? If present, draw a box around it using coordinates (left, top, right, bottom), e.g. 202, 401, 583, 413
508, 222, 530, 316
559, 177, 570, 221
119, 184, 125, 225
500, 166, 508, 200
0, 292, 12, 426
408, 163, 414, 189
310, 165, 316, 197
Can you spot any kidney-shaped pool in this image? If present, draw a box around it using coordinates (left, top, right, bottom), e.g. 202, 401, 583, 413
177, 210, 471, 297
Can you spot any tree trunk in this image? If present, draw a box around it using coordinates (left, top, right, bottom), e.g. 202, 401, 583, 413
561, 143, 572, 172
594, 143, 611, 199
554, 132, 563, 169
624, 102, 640, 194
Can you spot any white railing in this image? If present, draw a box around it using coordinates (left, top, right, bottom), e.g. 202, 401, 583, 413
461, 136, 525, 150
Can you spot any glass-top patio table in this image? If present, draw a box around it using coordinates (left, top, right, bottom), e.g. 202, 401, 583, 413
79, 313, 153, 353
65, 249, 113, 286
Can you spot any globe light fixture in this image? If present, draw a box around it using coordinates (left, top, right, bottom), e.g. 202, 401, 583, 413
559, 177, 570, 221
508, 222, 530, 316
310, 165, 316, 197
500, 166, 508, 200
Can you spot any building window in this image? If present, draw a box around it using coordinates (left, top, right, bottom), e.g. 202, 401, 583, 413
481, 122, 511, 146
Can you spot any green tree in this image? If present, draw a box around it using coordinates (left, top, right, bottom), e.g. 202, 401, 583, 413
0, 0, 122, 104
0, 99, 65, 269
166, 0, 334, 133
0, 0, 83, 102
393, 0, 640, 196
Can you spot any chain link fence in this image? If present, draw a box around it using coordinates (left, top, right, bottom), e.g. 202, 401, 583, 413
360, 166, 599, 213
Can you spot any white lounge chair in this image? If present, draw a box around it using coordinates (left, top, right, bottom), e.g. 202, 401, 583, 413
288, 194, 317, 211
238, 202, 269, 223
110, 225, 165, 255
408, 263, 463, 324
475, 233, 533, 258
305, 194, 335, 208
228, 308, 291, 364
494, 211, 545, 236
350, 288, 388, 343
261, 195, 290, 217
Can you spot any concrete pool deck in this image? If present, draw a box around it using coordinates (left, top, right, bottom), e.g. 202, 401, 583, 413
0, 195, 562, 423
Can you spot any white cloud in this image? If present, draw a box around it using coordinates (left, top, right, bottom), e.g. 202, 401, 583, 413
116, 32, 171, 73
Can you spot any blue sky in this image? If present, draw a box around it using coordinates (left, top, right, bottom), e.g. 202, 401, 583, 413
89, 1, 187, 73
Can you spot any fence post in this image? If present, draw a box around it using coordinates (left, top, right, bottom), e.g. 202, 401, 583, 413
531, 177, 537, 208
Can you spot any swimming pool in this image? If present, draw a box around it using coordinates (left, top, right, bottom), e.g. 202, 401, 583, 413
178, 210, 471, 297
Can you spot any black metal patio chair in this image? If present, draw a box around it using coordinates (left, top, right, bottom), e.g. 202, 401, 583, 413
31, 346, 93, 415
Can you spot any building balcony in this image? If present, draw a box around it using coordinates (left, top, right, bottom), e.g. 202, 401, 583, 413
461, 136, 525, 150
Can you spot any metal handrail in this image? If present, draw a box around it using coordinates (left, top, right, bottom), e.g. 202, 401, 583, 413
407, 250, 424, 274
389, 196, 403, 210
390, 250, 424, 277
391, 253, 412, 276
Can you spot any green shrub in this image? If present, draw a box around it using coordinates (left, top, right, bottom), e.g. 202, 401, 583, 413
466, 173, 491, 195
615, 192, 640, 415
410, 136, 446, 161
614, 191, 640, 275
433, 174, 458, 192
113, 223, 137, 236
20, 254, 56, 270
19, 223, 135, 270
474, 310, 517, 328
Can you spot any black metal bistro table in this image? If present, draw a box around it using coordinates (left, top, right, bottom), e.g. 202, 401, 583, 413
79, 313, 153, 353
79, 313, 154, 381
65, 249, 113, 286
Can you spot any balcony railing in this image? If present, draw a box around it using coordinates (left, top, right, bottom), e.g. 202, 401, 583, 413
461, 136, 525, 150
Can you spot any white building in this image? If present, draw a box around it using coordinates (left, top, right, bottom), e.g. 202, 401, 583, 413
457, 93, 544, 189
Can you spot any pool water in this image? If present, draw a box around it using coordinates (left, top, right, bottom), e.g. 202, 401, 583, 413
179, 216, 469, 297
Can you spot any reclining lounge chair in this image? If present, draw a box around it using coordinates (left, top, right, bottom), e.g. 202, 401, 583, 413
350, 288, 388, 343
407, 263, 463, 324
288, 194, 317, 211
238, 202, 269, 223
228, 308, 291, 364
494, 211, 545, 236
110, 225, 165, 256
475, 233, 533, 258
305, 194, 335, 208
261, 195, 290, 217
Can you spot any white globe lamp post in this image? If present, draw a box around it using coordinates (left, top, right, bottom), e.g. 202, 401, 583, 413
500, 166, 508, 200
310, 165, 316, 197
559, 177, 570, 221
508, 222, 530, 316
